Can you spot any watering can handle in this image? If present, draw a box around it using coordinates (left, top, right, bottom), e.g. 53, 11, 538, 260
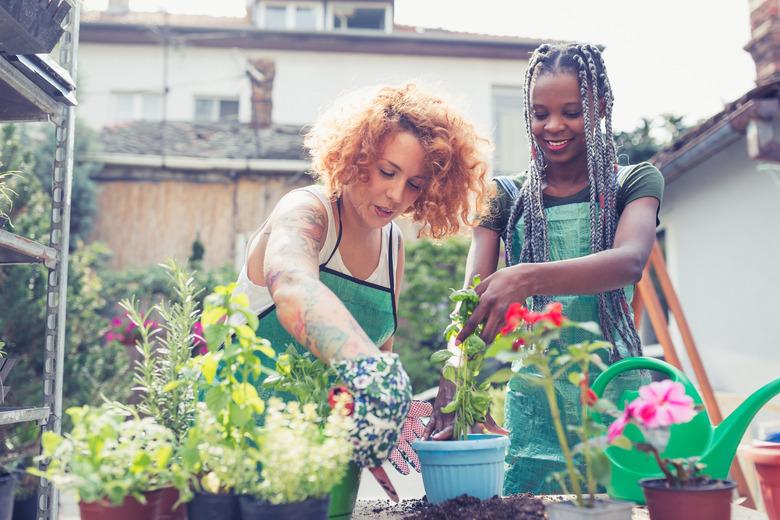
591, 357, 701, 404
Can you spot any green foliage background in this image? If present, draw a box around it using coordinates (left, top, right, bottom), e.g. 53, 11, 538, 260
394, 237, 469, 394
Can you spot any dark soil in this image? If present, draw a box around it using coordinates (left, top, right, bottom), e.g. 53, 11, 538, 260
353, 493, 546, 519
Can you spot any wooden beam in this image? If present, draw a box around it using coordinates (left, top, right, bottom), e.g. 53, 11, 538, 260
635, 265, 683, 369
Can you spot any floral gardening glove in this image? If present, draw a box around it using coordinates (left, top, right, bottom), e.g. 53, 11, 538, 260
330, 353, 412, 468
388, 400, 432, 475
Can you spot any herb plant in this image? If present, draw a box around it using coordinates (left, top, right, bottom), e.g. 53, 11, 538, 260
430, 276, 495, 441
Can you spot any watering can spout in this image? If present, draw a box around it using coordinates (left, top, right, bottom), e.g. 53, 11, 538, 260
704, 377, 780, 476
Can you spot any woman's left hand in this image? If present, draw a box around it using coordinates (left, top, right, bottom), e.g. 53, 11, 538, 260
455, 264, 534, 345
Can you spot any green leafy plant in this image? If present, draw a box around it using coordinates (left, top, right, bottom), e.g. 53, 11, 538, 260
262, 345, 335, 421
122, 260, 202, 443
429, 276, 497, 441
30, 404, 176, 505
241, 397, 353, 504
490, 301, 615, 508
0, 170, 20, 226
176, 284, 276, 497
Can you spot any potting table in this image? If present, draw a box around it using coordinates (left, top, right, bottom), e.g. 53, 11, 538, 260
353, 498, 768, 519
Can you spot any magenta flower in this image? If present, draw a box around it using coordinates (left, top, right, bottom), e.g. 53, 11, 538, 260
110, 317, 122, 327
191, 321, 207, 354
632, 380, 695, 429
607, 406, 633, 442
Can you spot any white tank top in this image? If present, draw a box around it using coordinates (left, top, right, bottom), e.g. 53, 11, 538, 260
233, 185, 400, 318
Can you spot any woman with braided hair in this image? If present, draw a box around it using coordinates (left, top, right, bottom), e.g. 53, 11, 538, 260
424, 43, 664, 494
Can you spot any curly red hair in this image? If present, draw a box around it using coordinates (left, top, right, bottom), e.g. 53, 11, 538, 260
304, 84, 491, 239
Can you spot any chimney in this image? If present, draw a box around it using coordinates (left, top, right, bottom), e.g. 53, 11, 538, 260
247, 59, 275, 129
107, 0, 130, 15
746, 0, 780, 85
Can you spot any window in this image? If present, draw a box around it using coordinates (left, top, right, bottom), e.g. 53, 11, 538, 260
194, 97, 239, 122
264, 5, 287, 29
113, 92, 163, 123
331, 3, 388, 31
492, 86, 527, 175
295, 6, 318, 30
260, 2, 323, 30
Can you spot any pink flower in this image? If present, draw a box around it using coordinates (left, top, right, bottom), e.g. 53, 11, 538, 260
110, 317, 122, 328
632, 380, 696, 428
608, 406, 632, 442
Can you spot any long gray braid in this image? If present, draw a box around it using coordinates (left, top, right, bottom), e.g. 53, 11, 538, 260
504, 43, 642, 360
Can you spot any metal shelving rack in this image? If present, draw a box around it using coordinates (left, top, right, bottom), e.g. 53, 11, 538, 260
0, 3, 80, 519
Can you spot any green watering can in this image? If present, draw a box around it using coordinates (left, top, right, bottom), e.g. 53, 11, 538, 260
592, 356, 780, 504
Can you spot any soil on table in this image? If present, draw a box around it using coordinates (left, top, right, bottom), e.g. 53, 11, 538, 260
353, 493, 546, 519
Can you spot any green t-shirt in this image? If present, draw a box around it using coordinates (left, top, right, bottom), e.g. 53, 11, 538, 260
480, 162, 665, 234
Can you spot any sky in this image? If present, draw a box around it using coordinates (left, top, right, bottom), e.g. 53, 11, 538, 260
83, 0, 756, 132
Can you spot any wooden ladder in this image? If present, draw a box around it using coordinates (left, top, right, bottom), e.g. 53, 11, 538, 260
632, 241, 755, 509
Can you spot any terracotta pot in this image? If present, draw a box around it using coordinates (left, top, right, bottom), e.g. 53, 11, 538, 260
79, 491, 161, 520
739, 444, 780, 520
640, 478, 735, 520
154, 487, 187, 520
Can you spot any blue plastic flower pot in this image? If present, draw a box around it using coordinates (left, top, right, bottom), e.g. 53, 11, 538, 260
412, 434, 509, 505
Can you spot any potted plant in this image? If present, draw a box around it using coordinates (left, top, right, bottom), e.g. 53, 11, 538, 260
236, 396, 354, 520
606, 380, 734, 520
29, 404, 177, 520
263, 346, 361, 519
120, 260, 203, 520
175, 283, 277, 520
738, 441, 780, 519
413, 278, 510, 504
488, 300, 635, 519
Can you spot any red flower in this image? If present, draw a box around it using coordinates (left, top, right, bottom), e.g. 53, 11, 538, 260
511, 337, 525, 351
580, 380, 598, 406
541, 302, 564, 327
501, 303, 528, 335
328, 385, 355, 416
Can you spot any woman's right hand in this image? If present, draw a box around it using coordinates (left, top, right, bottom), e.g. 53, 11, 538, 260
423, 376, 457, 440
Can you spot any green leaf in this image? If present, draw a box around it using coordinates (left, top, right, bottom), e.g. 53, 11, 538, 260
204, 323, 229, 350
441, 400, 458, 414
611, 435, 632, 450
204, 387, 230, 415
201, 353, 219, 384
162, 380, 181, 393
430, 349, 454, 364
443, 365, 457, 383
229, 401, 253, 428
591, 451, 612, 486
484, 368, 514, 385
41, 431, 63, 455
567, 372, 584, 386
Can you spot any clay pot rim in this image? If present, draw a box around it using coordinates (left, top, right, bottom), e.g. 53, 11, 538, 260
739, 444, 780, 464
639, 478, 736, 493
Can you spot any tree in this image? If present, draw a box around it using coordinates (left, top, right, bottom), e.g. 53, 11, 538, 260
615, 113, 690, 165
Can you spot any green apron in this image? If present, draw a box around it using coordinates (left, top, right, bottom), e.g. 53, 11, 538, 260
254, 200, 398, 401
503, 201, 645, 495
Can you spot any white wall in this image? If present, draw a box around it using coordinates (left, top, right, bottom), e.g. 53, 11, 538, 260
77, 42, 530, 171
660, 137, 780, 399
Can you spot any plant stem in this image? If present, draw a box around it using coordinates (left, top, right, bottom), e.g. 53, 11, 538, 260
637, 443, 676, 483
541, 365, 583, 506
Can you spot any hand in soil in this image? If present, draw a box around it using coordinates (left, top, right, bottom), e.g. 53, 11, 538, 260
389, 401, 432, 474
424, 378, 508, 440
